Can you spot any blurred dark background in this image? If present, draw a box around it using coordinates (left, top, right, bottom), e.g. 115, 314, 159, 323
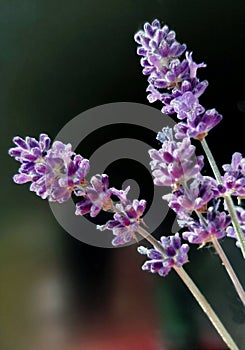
1, 1, 245, 349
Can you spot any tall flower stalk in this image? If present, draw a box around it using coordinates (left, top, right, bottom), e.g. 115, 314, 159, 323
136, 226, 239, 350
8, 132, 242, 348
201, 138, 245, 256
8, 18, 245, 350
211, 236, 245, 305
134, 19, 245, 291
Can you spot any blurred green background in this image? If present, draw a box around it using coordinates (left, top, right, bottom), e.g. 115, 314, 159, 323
1, 1, 245, 349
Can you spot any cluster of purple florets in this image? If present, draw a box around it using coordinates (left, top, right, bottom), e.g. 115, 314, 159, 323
134, 19, 245, 275
8, 19, 245, 279
134, 19, 222, 141
9, 132, 191, 275
9, 135, 147, 248
138, 233, 189, 277
9, 134, 90, 203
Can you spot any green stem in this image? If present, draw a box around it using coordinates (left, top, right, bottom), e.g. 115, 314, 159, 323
211, 237, 245, 306
136, 226, 239, 350
201, 138, 223, 184
201, 138, 245, 258
137, 226, 164, 253
174, 267, 239, 350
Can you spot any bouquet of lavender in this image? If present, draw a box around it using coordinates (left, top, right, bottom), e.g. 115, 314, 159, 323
8, 19, 244, 349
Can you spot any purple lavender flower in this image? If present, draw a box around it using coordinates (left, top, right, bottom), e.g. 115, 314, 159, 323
179, 205, 231, 246
149, 129, 204, 188
169, 91, 205, 121
185, 52, 206, 79
75, 174, 113, 217
29, 145, 89, 202
109, 185, 131, 204
148, 58, 189, 90
9, 134, 90, 203
160, 78, 209, 115
156, 126, 174, 143
134, 19, 187, 77
163, 176, 218, 215
174, 108, 223, 141
226, 206, 245, 248
146, 84, 165, 103
97, 198, 146, 246
9, 134, 51, 181
222, 152, 245, 198
135, 20, 208, 109
138, 233, 189, 277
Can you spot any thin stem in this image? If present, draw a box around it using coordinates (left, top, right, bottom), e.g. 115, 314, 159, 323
224, 194, 245, 258
174, 267, 239, 350
212, 237, 245, 306
195, 210, 208, 226
201, 138, 223, 184
136, 226, 239, 350
137, 225, 165, 253
195, 211, 245, 304
201, 138, 245, 258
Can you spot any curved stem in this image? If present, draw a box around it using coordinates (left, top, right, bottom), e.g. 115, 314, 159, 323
201, 138, 245, 258
136, 226, 239, 350
174, 267, 239, 350
211, 237, 245, 306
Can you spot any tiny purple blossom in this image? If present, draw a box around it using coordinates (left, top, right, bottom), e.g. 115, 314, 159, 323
138, 233, 189, 277
134, 19, 187, 77
75, 174, 113, 217
160, 78, 209, 115
9, 134, 51, 175
170, 91, 205, 120
149, 130, 204, 188
109, 185, 131, 204
185, 52, 206, 79
222, 152, 245, 198
174, 108, 223, 140
163, 176, 218, 215
146, 84, 164, 103
9, 134, 51, 160
97, 199, 147, 246
179, 205, 231, 245
9, 134, 90, 203
148, 58, 189, 90
226, 206, 245, 248
156, 126, 174, 143
32, 148, 89, 203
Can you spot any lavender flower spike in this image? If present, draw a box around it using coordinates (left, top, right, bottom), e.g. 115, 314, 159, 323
138, 233, 189, 277
134, 19, 187, 77
9, 134, 51, 179
135, 20, 208, 108
97, 198, 146, 246
222, 152, 245, 198
9, 134, 90, 203
149, 129, 204, 188
180, 205, 231, 246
